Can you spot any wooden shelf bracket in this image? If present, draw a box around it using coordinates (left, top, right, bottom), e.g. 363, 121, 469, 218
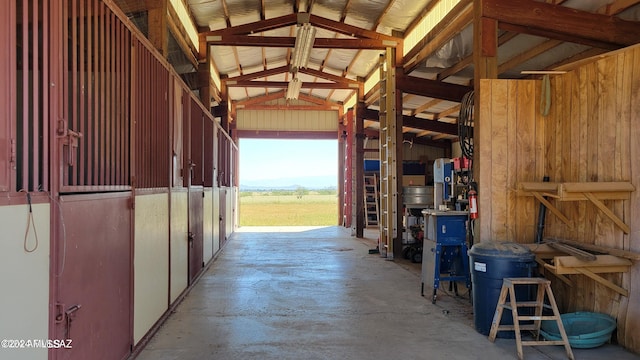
518, 181, 635, 234
542, 255, 631, 296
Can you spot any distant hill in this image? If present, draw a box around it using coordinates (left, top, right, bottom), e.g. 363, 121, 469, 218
240, 175, 337, 191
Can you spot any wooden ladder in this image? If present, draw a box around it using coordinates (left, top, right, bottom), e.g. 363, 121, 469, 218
364, 173, 379, 227
488, 277, 574, 360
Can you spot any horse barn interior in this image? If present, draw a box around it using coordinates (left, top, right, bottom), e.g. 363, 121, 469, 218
1, 0, 640, 359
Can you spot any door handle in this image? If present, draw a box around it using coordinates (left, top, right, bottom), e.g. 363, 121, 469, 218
65, 304, 82, 339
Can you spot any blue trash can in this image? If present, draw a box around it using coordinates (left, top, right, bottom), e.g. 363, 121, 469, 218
469, 241, 536, 337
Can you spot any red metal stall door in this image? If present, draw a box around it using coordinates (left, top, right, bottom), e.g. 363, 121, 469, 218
53, 194, 132, 360
188, 189, 204, 285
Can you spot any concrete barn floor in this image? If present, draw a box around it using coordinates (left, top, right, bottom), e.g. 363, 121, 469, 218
135, 226, 638, 360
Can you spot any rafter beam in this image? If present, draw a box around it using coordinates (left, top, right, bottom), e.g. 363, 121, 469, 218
235, 90, 286, 106
481, 0, 640, 48
397, 75, 472, 103
299, 68, 360, 86
202, 13, 297, 37
204, 35, 397, 49
222, 66, 290, 83
363, 108, 458, 136
226, 81, 360, 89
238, 104, 341, 111
200, 13, 401, 44
308, 14, 401, 43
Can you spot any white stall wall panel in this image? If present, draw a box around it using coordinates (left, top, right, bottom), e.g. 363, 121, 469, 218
213, 188, 220, 254
0, 204, 50, 360
232, 187, 238, 232
133, 194, 170, 344
226, 187, 235, 235
236, 110, 338, 131
170, 191, 189, 303
203, 189, 214, 264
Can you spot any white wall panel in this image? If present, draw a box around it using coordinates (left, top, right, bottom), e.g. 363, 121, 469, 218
170, 191, 189, 303
203, 189, 214, 264
0, 204, 50, 360
226, 187, 235, 235
213, 188, 220, 254
134, 194, 170, 344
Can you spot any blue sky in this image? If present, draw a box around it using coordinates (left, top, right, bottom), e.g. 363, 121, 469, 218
239, 139, 338, 185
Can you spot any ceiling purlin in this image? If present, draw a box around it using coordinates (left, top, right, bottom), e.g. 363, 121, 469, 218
342, 0, 399, 96
306, 0, 316, 14
404, 0, 443, 38
262, 46, 267, 96
484, 0, 640, 48
543, 47, 608, 71
220, 0, 232, 28
437, 31, 517, 81
411, 98, 442, 117
434, 104, 460, 120
596, 0, 640, 15
498, 39, 563, 74
308, 15, 401, 43
314, 0, 355, 98
340, 0, 355, 22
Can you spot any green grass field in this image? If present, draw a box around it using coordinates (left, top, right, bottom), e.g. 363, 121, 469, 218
239, 192, 339, 226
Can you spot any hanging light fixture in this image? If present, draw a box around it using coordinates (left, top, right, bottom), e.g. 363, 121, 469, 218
286, 76, 302, 100
291, 22, 316, 71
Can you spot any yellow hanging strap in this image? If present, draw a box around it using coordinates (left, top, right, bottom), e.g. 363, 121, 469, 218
540, 74, 551, 116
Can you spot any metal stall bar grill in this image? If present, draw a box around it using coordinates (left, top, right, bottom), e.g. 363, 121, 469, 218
60, 0, 133, 193
14, 0, 49, 193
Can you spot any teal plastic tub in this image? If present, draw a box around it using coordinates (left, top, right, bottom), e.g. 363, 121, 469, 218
540, 312, 617, 348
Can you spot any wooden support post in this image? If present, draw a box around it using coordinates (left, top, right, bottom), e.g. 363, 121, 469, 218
355, 102, 366, 238
198, 63, 211, 112
148, 0, 168, 57
473, 0, 498, 243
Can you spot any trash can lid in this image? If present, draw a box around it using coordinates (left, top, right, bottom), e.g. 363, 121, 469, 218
469, 241, 533, 259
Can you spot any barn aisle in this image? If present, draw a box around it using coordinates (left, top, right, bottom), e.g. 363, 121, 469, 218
134, 226, 637, 360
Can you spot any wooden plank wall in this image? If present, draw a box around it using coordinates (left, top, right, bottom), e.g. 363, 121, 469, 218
478, 43, 640, 352
478, 79, 544, 244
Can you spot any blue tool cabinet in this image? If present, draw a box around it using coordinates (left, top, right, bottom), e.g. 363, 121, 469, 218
420, 210, 471, 303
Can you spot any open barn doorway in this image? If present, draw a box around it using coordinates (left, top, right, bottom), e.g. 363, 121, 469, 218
238, 139, 339, 226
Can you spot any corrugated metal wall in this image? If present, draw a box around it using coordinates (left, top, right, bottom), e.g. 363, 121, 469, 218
237, 109, 338, 132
